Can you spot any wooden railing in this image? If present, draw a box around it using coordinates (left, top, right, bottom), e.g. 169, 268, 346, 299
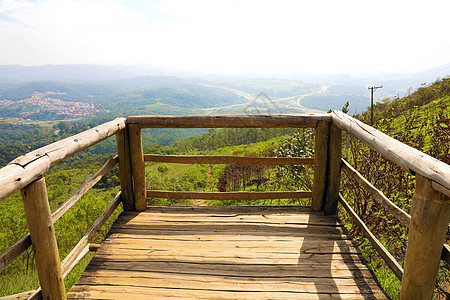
0, 118, 126, 300
0, 113, 449, 300
332, 111, 450, 299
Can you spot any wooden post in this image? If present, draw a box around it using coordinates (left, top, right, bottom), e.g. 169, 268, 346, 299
312, 121, 330, 211
128, 123, 146, 211
400, 175, 450, 299
324, 124, 342, 215
21, 177, 66, 300
116, 127, 134, 211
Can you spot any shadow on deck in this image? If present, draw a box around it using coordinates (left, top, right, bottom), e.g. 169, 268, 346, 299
67, 206, 387, 299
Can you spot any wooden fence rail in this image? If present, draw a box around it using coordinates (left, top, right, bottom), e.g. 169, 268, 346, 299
0, 118, 125, 202
144, 154, 314, 165
0, 120, 125, 300
127, 113, 331, 128
331, 111, 450, 299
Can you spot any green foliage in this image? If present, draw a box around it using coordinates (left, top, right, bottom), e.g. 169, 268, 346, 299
0, 156, 122, 296
339, 77, 450, 299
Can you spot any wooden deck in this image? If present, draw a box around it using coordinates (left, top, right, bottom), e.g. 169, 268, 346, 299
67, 206, 387, 299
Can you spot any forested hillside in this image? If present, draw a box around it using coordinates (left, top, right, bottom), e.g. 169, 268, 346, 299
1, 77, 450, 298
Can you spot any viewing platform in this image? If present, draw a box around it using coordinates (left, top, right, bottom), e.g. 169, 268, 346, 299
1, 113, 449, 299
67, 206, 386, 299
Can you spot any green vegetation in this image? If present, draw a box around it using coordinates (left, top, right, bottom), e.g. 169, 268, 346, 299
340, 77, 450, 299
1, 77, 450, 298
0, 153, 121, 296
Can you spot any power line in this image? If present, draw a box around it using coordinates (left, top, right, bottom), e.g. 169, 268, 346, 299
368, 85, 383, 126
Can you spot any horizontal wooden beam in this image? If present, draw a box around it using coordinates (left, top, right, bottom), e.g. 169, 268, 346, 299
146, 190, 312, 200
338, 194, 403, 280
1, 290, 37, 300
127, 114, 331, 128
52, 157, 117, 222
332, 111, 450, 193
61, 192, 121, 276
144, 154, 314, 165
0, 118, 125, 202
0, 234, 31, 272
341, 159, 411, 227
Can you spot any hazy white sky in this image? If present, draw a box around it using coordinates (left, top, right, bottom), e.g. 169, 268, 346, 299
1, 0, 449, 74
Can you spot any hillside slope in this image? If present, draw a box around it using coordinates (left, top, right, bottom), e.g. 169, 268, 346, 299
340, 76, 450, 298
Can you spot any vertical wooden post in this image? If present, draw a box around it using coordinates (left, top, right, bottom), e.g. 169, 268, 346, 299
324, 124, 342, 215
21, 177, 66, 300
116, 127, 134, 211
400, 175, 450, 299
128, 123, 147, 211
312, 121, 330, 211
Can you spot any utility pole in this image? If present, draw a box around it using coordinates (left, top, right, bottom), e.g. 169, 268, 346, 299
368, 85, 383, 126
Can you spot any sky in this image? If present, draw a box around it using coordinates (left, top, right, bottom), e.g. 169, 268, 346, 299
1, 0, 449, 75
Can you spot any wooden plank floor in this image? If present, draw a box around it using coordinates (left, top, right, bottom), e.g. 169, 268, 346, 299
67, 206, 388, 299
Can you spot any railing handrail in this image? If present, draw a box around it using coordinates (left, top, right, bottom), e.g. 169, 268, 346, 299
126, 113, 331, 128
332, 110, 450, 195
0, 117, 126, 202
331, 110, 450, 299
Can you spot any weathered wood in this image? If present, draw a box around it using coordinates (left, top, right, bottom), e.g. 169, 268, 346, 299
0, 290, 37, 300
116, 127, 134, 210
126, 114, 331, 128
144, 154, 314, 165
338, 194, 403, 280
0, 233, 31, 272
21, 177, 66, 300
432, 181, 450, 198
128, 123, 146, 211
74, 271, 383, 293
312, 121, 330, 210
61, 192, 121, 276
68, 206, 386, 299
332, 110, 450, 192
146, 190, 312, 200
68, 285, 385, 300
52, 157, 117, 222
62, 244, 90, 279
401, 175, 450, 299
341, 159, 411, 227
0, 118, 125, 202
145, 204, 315, 214
324, 124, 341, 215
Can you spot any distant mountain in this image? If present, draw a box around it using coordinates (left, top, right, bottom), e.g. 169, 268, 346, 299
0, 64, 134, 82
0, 63, 448, 118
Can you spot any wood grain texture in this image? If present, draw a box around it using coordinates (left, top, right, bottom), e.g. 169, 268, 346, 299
67, 206, 387, 299
332, 110, 450, 192
128, 123, 146, 211
126, 114, 331, 128
324, 124, 341, 215
21, 177, 66, 300
339, 194, 403, 280
312, 121, 330, 210
400, 175, 450, 299
146, 190, 312, 200
144, 154, 314, 165
341, 158, 411, 227
116, 127, 134, 210
0, 118, 125, 202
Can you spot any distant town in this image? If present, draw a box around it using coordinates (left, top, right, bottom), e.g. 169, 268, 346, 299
0, 91, 100, 123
